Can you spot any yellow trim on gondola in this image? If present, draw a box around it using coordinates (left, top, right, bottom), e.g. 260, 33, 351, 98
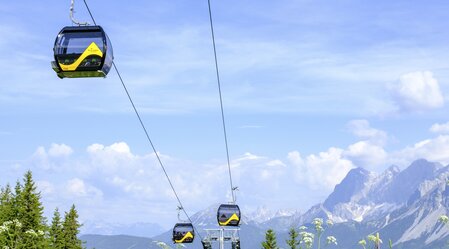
219, 213, 239, 226
174, 231, 194, 243
59, 42, 103, 71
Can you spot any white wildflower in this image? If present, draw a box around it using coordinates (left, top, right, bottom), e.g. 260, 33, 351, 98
0, 225, 8, 234
312, 218, 324, 233
25, 229, 38, 236
439, 215, 449, 224
326, 236, 337, 245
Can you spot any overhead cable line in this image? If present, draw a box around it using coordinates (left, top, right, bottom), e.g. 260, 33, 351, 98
81, 0, 202, 240
206, 0, 236, 204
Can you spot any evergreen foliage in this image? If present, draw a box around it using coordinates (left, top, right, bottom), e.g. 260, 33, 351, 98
286, 227, 300, 249
19, 170, 45, 232
0, 184, 13, 223
0, 171, 83, 249
49, 208, 64, 249
62, 205, 83, 249
262, 229, 279, 249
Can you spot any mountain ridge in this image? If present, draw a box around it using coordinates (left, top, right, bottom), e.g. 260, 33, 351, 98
82, 158, 449, 249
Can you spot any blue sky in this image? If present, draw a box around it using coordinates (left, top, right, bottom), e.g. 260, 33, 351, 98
1, 0, 449, 229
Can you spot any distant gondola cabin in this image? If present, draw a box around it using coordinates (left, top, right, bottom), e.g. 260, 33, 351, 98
172, 223, 194, 244
52, 25, 113, 79
217, 204, 241, 227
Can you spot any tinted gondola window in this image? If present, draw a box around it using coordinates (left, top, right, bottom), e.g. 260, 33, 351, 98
55, 31, 105, 70
55, 31, 104, 55
174, 225, 193, 232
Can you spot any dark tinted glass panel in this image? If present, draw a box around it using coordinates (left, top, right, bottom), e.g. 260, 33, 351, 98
56, 31, 105, 55
219, 205, 240, 216
174, 224, 193, 232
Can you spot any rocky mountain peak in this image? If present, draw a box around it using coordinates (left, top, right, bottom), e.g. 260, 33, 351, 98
323, 167, 373, 210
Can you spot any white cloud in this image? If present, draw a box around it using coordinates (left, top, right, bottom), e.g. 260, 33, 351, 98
110, 176, 154, 197
347, 119, 388, 145
344, 141, 387, 169
391, 71, 444, 111
31, 144, 73, 170
85, 142, 139, 174
48, 143, 73, 157
66, 178, 103, 198
343, 120, 388, 169
391, 135, 449, 166
290, 148, 355, 190
87, 142, 131, 155
36, 180, 55, 196
23, 134, 449, 227
33, 146, 47, 159
266, 160, 286, 167
430, 122, 449, 134
287, 151, 304, 165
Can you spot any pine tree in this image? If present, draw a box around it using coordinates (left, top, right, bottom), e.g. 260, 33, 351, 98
18, 171, 47, 249
62, 204, 83, 249
0, 184, 14, 223
18, 170, 45, 232
262, 229, 279, 249
12, 180, 22, 218
286, 227, 300, 249
1, 172, 48, 248
0, 181, 23, 248
49, 208, 64, 249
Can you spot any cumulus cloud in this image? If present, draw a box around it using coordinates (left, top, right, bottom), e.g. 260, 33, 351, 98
391, 135, 449, 166
430, 122, 449, 134
36, 180, 55, 196
23, 133, 449, 227
87, 142, 131, 155
290, 148, 354, 190
31, 143, 73, 170
344, 141, 387, 169
343, 120, 389, 169
287, 151, 304, 165
66, 178, 103, 198
347, 119, 388, 145
48, 143, 73, 157
391, 71, 444, 111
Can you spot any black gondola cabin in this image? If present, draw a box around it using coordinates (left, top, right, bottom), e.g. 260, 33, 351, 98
172, 223, 194, 244
217, 204, 241, 226
52, 25, 113, 79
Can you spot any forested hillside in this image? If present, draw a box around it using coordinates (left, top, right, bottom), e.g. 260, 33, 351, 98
0, 171, 83, 248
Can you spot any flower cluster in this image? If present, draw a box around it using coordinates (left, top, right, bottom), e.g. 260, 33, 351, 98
0, 219, 23, 234
0, 225, 8, 234
24, 229, 45, 237
312, 218, 324, 233
2, 220, 22, 228
326, 235, 337, 245
439, 215, 449, 224
299, 231, 314, 248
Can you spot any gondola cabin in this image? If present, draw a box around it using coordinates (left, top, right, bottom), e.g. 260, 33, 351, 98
172, 223, 194, 244
217, 204, 241, 226
52, 25, 113, 79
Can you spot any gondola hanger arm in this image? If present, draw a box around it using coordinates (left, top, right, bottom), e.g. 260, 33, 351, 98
70, 0, 89, 26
